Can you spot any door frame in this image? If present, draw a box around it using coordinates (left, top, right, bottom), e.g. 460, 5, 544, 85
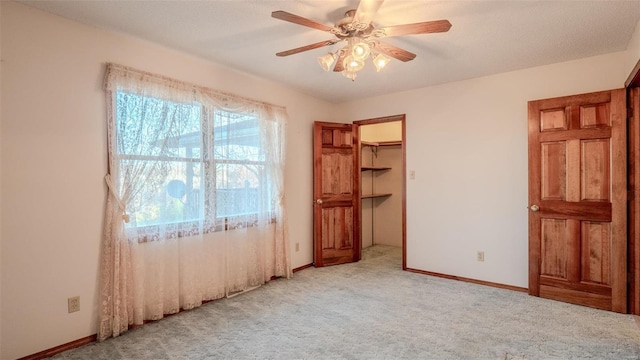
626, 58, 640, 315
353, 114, 407, 269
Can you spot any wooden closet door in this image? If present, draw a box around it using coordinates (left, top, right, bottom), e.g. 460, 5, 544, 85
528, 89, 627, 312
313, 121, 361, 266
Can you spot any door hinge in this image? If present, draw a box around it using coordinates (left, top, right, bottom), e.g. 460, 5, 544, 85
629, 271, 635, 284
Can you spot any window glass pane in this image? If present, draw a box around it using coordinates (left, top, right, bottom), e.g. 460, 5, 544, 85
213, 110, 263, 161
125, 160, 202, 227
116, 92, 202, 160
215, 163, 263, 217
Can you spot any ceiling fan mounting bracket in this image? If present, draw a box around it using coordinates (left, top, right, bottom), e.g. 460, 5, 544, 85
334, 9, 372, 39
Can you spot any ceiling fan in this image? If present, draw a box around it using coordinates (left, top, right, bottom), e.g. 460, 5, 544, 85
271, 0, 451, 81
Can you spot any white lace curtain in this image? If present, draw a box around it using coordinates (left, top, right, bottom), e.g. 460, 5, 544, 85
98, 63, 290, 341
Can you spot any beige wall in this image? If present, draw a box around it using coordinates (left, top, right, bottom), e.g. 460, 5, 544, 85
0, 2, 335, 358
371, 145, 402, 247
625, 17, 640, 80
338, 50, 633, 289
361, 146, 375, 248
361, 122, 402, 142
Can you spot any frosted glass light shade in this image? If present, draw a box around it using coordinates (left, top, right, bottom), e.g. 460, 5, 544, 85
373, 53, 391, 72
317, 53, 336, 72
341, 70, 357, 81
344, 55, 365, 72
351, 42, 370, 61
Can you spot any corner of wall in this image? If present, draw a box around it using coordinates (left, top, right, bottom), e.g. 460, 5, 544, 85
626, 17, 640, 76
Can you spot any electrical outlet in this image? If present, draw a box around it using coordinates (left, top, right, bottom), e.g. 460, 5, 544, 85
477, 251, 485, 262
410, 170, 416, 180
295, 242, 300, 252
68, 296, 80, 313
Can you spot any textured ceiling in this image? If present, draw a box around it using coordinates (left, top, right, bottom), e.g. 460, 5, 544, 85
18, 0, 640, 103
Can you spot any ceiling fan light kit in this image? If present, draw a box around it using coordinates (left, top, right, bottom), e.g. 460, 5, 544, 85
272, 0, 451, 81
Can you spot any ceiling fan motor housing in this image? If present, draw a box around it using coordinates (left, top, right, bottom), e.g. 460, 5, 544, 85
335, 9, 373, 39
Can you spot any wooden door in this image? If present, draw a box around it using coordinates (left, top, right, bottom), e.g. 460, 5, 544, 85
528, 89, 627, 313
313, 121, 360, 266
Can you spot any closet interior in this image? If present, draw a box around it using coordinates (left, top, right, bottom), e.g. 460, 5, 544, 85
360, 121, 403, 252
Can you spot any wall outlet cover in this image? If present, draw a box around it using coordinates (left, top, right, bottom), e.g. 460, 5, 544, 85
68, 296, 80, 313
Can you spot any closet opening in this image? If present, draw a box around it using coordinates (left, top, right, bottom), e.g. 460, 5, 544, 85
355, 115, 406, 269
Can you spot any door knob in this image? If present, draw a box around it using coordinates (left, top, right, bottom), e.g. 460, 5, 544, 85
315, 199, 323, 205
530, 205, 540, 212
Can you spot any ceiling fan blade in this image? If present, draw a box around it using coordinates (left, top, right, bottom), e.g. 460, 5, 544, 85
353, 0, 384, 27
376, 20, 452, 37
272, 11, 335, 32
333, 51, 346, 72
372, 41, 416, 62
276, 39, 341, 57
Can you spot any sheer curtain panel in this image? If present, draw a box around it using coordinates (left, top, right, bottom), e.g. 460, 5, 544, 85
99, 63, 290, 341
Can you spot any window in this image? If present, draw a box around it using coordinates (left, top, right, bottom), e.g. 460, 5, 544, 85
101, 64, 290, 341
114, 92, 270, 236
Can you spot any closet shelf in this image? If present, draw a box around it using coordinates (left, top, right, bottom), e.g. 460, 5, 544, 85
361, 140, 402, 147
361, 193, 392, 199
361, 166, 391, 171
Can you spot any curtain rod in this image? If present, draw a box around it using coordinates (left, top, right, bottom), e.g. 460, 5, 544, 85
105, 62, 287, 111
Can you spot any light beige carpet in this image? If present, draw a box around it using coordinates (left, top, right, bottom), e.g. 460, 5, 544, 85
53, 245, 640, 359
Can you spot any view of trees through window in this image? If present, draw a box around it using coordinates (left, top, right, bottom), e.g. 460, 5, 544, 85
115, 92, 265, 228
